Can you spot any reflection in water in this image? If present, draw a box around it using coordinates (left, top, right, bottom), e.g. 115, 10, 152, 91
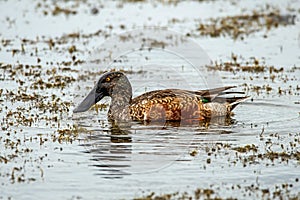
81, 123, 133, 178
141, 116, 235, 127
79, 116, 235, 179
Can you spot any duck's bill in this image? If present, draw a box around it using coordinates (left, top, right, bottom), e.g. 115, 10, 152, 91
73, 87, 103, 113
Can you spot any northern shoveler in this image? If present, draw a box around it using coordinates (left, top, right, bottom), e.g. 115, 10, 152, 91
73, 71, 247, 122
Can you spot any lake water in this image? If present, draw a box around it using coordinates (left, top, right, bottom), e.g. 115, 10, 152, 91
0, 0, 300, 199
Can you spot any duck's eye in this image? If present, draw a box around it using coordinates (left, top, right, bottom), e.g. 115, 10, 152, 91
105, 77, 111, 82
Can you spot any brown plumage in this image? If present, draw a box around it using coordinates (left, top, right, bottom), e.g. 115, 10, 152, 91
73, 71, 247, 122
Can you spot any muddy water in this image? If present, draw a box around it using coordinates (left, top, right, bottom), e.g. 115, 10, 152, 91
0, 0, 300, 199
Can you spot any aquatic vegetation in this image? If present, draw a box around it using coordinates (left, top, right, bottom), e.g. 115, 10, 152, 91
196, 10, 296, 39
207, 53, 283, 73
136, 181, 300, 200
207, 54, 300, 97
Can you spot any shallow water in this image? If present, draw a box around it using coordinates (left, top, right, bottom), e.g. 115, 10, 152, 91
1, 0, 300, 199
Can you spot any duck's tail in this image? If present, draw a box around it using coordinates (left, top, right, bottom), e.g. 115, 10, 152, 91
225, 96, 249, 111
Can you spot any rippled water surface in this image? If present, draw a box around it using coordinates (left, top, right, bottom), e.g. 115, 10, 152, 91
0, 0, 300, 199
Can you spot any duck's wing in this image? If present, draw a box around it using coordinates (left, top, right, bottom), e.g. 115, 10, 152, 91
195, 86, 236, 100
195, 86, 248, 111
132, 87, 245, 103
131, 89, 197, 103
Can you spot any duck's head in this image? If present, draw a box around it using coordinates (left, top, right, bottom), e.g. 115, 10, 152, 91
73, 71, 132, 113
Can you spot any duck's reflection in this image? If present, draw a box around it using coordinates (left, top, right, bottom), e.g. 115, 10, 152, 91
80, 122, 133, 179
80, 116, 235, 179
142, 116, 235, 127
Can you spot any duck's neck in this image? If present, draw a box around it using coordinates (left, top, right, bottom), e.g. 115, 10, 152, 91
108, 83, 132, 121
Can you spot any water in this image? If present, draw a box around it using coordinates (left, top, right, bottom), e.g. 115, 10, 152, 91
0, 0, 300, 199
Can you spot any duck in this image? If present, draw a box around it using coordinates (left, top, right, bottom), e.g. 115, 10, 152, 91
73, 71, 247, 122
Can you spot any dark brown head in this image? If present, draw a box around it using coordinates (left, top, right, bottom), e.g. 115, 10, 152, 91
73, 71, 132, 113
